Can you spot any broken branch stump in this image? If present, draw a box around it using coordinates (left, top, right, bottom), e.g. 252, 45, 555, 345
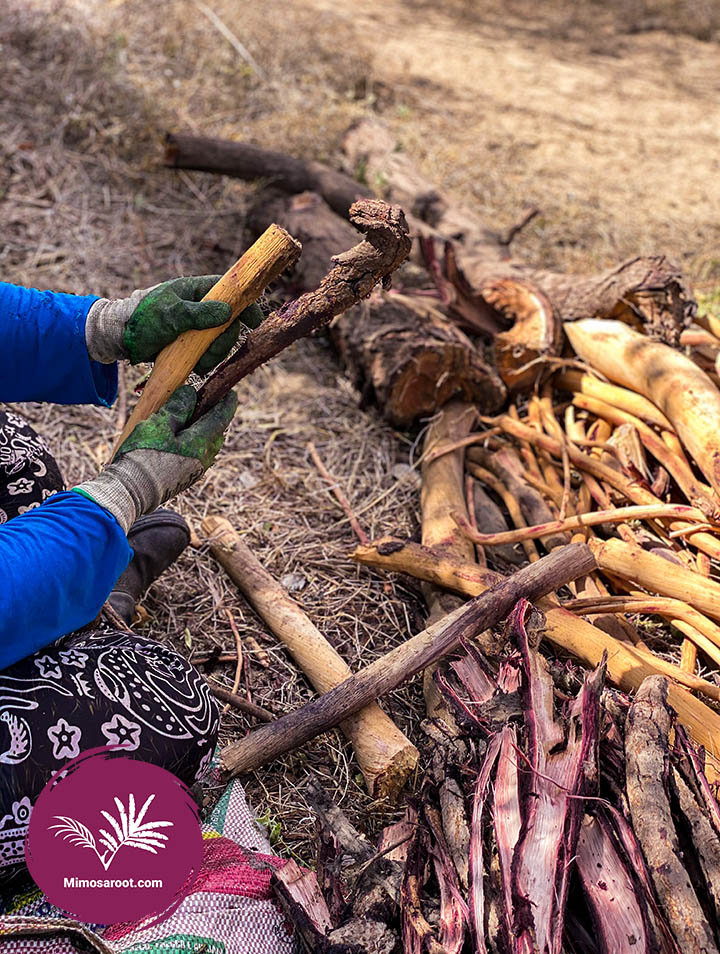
203, 515, 419, 798
220, 543, 597, 777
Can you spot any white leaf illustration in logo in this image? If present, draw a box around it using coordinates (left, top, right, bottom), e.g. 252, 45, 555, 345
50, 793, 173, 870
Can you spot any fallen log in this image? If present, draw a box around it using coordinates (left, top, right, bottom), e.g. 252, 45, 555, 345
220, 543, 597, 776
202, 515, 418, 799
165, 132, 373, 217
194, 198, 412, 418
330, 293, 506, 427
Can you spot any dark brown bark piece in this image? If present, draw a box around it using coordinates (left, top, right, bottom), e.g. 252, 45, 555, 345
625, 675, 719, 954
470, 479, 527, 567
331, 294, 506, 426
671, 767, 720, 928
165, 132, 373, 217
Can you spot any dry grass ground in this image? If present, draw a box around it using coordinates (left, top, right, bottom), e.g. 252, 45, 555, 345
2, 0, 720, 861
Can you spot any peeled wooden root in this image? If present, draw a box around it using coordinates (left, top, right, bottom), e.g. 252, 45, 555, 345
489, 414, 720, 559
202, 515, 418, 799
194, 198, 412, 418
555, 369, 673, 430
419, 401, 479, 721
565, 594, 720, 669
590, 537, 720, 623
114, 224, 302, 450
352, 538, 720, 771
454, 503, 711, 547
220, 543, 597, 777
565, 318, 720, 503
570, 390, 717, 517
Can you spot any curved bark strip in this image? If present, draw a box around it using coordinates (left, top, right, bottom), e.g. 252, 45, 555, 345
195, 198, 412, 417
576, 814, 650, 954
625, 676, 719, 954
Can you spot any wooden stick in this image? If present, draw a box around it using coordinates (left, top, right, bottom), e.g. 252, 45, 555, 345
208, 683, 274, 722
350, 537, 720, 775
453, 503, 709, 547
114, 225, 301, 450
220, 543, 597, 777
203, 515, 418, 797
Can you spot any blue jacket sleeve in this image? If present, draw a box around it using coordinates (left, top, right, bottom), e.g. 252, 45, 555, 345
0, 492, 132, 670
0, 282, 118, 406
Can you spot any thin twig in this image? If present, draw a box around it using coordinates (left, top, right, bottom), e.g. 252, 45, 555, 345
208, 682, 274, 722
308, 441, 370, 545
222, 606, 244, 715
191, 0, 267, 79
452, 503, 709, 547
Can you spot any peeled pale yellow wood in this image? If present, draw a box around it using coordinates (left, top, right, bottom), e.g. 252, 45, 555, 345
492, 414, 720, 560
571, 392, 716, 514
556, 370, 672, 430
590, 537, 720, 623
352, 537, 720, 778
420, 400, 477, 720
114, 225, 301, 451
202, 515, 418, 799
565, 318, 720, 499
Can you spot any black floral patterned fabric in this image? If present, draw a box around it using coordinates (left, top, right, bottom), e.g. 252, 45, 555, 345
0, 409, 219, 883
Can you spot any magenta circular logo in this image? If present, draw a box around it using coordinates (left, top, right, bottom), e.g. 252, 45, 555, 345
25, 748, 203, 924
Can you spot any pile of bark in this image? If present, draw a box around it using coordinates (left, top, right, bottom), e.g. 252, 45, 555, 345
172, 123, 720, 952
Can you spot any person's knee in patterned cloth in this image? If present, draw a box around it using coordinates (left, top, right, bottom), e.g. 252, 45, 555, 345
0, 279, 264, 883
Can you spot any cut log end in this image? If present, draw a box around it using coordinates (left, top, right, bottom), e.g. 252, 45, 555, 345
332, 295, 506, 427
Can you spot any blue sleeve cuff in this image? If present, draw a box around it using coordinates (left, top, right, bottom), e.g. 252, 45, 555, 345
0, 283, 118, 406
0, 491, 131, 670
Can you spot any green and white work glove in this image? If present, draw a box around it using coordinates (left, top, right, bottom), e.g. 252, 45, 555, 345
73, 386, 237, 532
85, 275, 263, 375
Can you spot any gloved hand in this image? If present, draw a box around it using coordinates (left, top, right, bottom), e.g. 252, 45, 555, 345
85, 275, 264, 375
73, 386, 237, 532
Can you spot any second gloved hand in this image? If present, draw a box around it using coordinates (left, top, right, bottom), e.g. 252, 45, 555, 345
73, 385, 237, 532
85, 275, 263, 374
